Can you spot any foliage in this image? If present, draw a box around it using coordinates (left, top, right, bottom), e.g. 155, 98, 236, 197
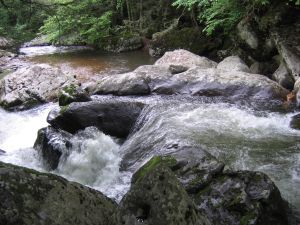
40, 0, 114, 45
0, 0, 49, 42
172, 0, 299, 35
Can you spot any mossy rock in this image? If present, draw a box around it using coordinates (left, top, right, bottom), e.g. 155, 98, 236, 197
149, 27, 222, 57
58, 84, 91, 106
0, 161, 118, 225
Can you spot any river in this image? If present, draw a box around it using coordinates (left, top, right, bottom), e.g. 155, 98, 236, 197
0, 46, 300, 224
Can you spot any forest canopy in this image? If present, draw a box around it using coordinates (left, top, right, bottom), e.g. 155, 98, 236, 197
0, 0, 299, 45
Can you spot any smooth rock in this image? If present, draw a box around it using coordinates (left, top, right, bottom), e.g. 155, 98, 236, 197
0, 64, 77, 110
118, 161, 211, 225
217, 56, 250, 73
47, 99, 145, 138
153, 67, 289, 100
154, 49, 217, 69
34, 126, 72, 170
93, 65, 172, 96
272, 62, 294, 90
0, 161, 117, 225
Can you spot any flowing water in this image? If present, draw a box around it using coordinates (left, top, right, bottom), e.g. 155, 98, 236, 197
0, 47, 300, 223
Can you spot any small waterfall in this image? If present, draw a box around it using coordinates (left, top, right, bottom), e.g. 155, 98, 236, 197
56, 127, 130, 200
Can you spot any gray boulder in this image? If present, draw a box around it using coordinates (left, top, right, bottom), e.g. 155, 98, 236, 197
237, 20, 259, 50
154, 49, 217, 69
47, 98, 145, 138
153, 67, 288, 100
0, 64, 77, 110
118, 160, 211, 225
217, 56, 250, 73
0, 37, 14, 50
0, 161, 117, 225
272, 62, 295, 90
93, 65, 172, 96
34, 126, 72, 170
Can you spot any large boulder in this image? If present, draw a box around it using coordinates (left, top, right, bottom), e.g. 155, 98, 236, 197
34, 126, 72, 170
93, 65, 172, 96
118, 160, 211, 225
94, 50, 288, 101
217, 56, 250, 73
0, 64, 77, 110
47, 98, 145, 138
0, 161, 117, 225
153, 67, 289, 100
154, 49, 217, 69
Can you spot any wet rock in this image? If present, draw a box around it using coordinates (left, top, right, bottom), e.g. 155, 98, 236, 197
126, 154, 287, 225
154, 49, 217, 69
47, 99, 145, 138
118, 160, 211, 225
272, 62, 295, 90
0, 64, 78, 110
0, 161, 117, 225
290, 114, 300, 130
58, 84, 91, 106
34, 126, 72, 170
217, 56, 250, 73
131, 147, 225, 195
194, 171, 288, 225
0, 37, 14, 50
153, 67, 289, 101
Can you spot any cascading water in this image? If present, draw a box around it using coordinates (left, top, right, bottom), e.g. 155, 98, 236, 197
0, 104, 130, 201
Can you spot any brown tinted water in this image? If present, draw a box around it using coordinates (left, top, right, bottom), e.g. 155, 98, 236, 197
28, 49, 156, 83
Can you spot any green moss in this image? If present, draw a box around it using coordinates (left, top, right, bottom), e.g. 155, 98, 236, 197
60, 105, 69, 114
132, 155, 177, 183
240, 212, 257, 225
58, 84, 77, 106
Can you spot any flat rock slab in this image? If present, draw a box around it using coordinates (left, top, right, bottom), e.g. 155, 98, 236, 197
0, 64, 77, 110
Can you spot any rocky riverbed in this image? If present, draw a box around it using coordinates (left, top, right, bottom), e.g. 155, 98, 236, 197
0, 47, 300, 225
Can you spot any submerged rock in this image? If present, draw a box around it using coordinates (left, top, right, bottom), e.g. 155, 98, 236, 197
0, 64, 77, 110
217, 56, 250, 73
118, 160, 211, 225
34, 126, 72, 170
47, 99, 145, 138
0, 161, 118, 225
